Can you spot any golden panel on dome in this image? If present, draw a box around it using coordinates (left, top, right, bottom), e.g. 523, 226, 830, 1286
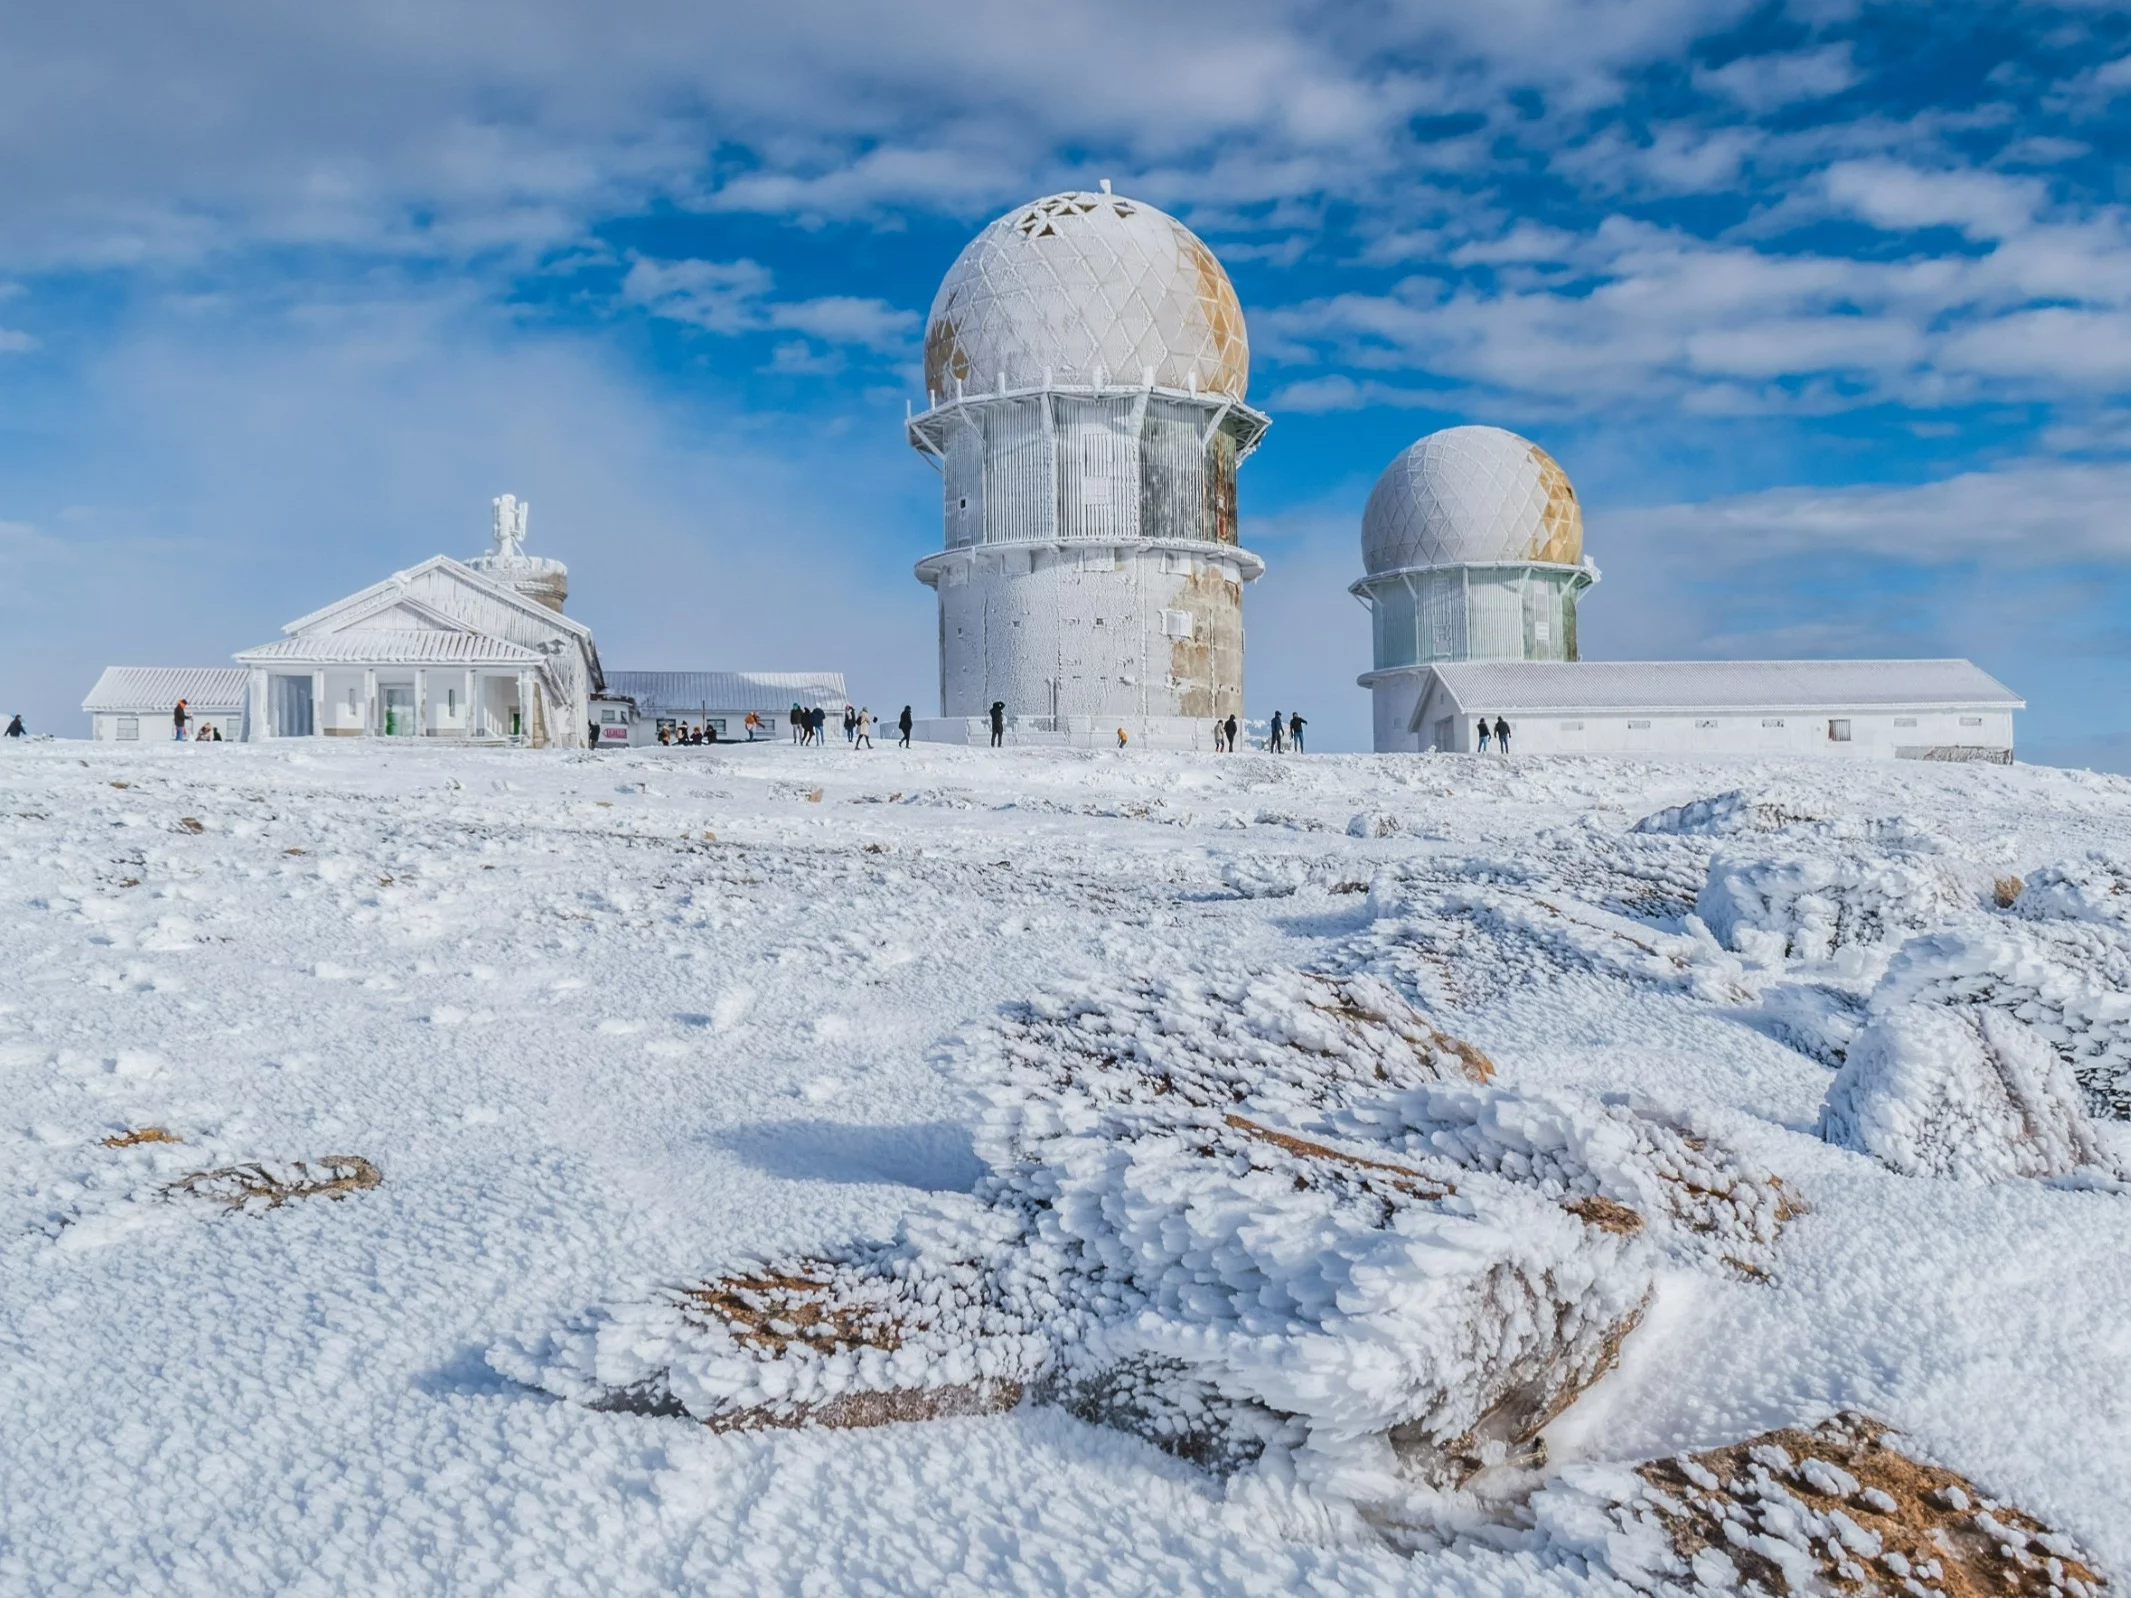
924, 310, 971, 397
1526, 442, 1584, 565
1184, 235, 1250, 397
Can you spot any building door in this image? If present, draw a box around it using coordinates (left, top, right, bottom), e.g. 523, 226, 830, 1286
270, 675, 314, 737
382, 684, 415, 736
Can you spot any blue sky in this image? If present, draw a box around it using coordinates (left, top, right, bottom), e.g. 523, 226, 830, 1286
3, 0, 2128, 762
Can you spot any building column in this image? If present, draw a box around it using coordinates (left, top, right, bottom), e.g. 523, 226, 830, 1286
464, 669, 477, 738
515, 671, 533, 740
310, 671, 325, 739
415, 668, 428, 738
247, 668, 269, 741
362, 668, 378, 737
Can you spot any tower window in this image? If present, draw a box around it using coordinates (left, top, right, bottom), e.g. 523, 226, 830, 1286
1160, 609, 1194, 639
1828, 719, 1851, 741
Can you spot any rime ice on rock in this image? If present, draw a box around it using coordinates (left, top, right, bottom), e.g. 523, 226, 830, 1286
496, 968, 1797, 1510
1534, 1412, 2108, 1596
1823, 1004, 2110, 1182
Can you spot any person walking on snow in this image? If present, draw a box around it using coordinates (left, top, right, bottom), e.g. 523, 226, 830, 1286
172, 699, 191, 741
1211, 718, 1225, 753
1116, 727, 1128, 749
4, 714, 23, 738
744, 711, 760, 741
1288, 712, 1305, 752
843, 704, 857, 744
1494, 716, 1511, 755
1267, 711, 1284, 753
898, 706, 913, 748
989, 701, 1005, 748
855, 708, 873, 749
1476, 718, 1490, 753
1222, 712, 1238, 753
790, 703, 804, 743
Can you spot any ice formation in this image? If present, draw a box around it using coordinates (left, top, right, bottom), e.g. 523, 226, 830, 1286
498, 968, 1795, 1506
1698, 838, 1976, 965
1535, 1412, 2106, 1596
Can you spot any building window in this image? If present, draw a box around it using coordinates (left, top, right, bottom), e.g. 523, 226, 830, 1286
1696, 719, 1718, 729
1535, 619, 1552, 644
116, 716, 139, 741
1894, 717, 1918, 728
1558, 720, 1583, 731
447, 689, 459, 716
1160, 551, 1191, 575
1627, 720, 1652, 730
1961, 716, 1983, 727
1761, 718, 1786, 728
1828, 719, 1852, 741
1160, 609, 1194, 639
600, 708, 626, 724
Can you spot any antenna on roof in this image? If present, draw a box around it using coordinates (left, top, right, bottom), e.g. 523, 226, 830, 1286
1099, 178, 1113, 195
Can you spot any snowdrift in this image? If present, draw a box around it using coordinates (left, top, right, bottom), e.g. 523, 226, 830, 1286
495, 969, 1795, 1507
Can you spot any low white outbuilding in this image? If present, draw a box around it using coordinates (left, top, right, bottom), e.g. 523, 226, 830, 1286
598, 672, 851, 746
1402, 659, 2023, 761
82, 667, 249, 742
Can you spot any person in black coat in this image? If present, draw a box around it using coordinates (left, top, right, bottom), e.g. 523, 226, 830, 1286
898, 706, 913, 748
1288, 712, 1305, 752
1222, 712, 1238, 752
3, 714, 23, 738
988, 701, 1005, 748
1494, 715, 1511, 754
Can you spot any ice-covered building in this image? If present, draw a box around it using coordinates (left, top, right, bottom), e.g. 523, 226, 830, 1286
232, 496, 603, 747
82, 667, 248, 742
596, 671, 850, 747
906, 185, 1268, 748
1355, 427, 2023, 761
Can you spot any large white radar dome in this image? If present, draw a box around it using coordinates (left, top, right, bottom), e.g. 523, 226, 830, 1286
1361, 425, 1583, 575
1363, 426, 1585, 575
923, 189, 1249, 401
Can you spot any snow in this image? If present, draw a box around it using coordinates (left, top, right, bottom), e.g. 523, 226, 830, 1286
2, 738, 2129, 1593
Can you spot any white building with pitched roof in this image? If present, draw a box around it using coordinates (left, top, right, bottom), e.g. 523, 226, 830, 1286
1355, 427, 2024, 762
598, 671, 850, 746
233, 496, 603, 747
82, 667, 250, 742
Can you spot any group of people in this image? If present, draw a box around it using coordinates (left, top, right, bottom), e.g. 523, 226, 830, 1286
787, 703, 915, 749
171, 699, 224, 741
1212, 710, 1306, 754
1475, 716, 1514, 753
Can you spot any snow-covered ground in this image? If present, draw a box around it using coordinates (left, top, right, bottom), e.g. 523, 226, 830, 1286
2, 738, 2127, 1595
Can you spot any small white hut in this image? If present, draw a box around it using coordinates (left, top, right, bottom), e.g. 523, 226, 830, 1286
82, 667, 249, 742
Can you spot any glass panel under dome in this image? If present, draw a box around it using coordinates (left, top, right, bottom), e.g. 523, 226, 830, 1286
1374, 581, 1417, 668
1466, 571, 1527, 659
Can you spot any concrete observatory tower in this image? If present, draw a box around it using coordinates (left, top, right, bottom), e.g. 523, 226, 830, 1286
907, 186, 1269, 746
1353, 426, 1600, 751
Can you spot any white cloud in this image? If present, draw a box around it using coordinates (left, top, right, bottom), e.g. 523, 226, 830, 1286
1821, 160, 2043, 241
1696, 44, 1859, 112
1617, 459, 2131, 566
619, 255, 916, 353
0, 328, 36, 353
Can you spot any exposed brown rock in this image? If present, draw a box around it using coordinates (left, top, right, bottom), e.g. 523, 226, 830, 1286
1641, 1412, 2106, 1596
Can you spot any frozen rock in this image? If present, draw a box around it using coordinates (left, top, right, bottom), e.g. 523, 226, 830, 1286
1698, 840, 1974, 965
1535, 1412, 2109, 1596
1633, 788, 1823, 837
500, 968, 1796, 1510
1823, 1002, 2110, 1181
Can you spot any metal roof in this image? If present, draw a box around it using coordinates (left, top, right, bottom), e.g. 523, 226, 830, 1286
234, 630, 546, 666
1422, 659, 2024, 714
82, 667, 249, 713
602, 671, 850, 715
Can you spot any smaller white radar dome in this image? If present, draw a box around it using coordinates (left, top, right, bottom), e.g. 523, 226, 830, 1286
924, 190, 1249, 401
1361, 425, 1583, 575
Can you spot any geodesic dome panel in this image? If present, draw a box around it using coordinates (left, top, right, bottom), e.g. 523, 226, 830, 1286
923, 191, 1249, 401
1361, 426, 1583, 575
